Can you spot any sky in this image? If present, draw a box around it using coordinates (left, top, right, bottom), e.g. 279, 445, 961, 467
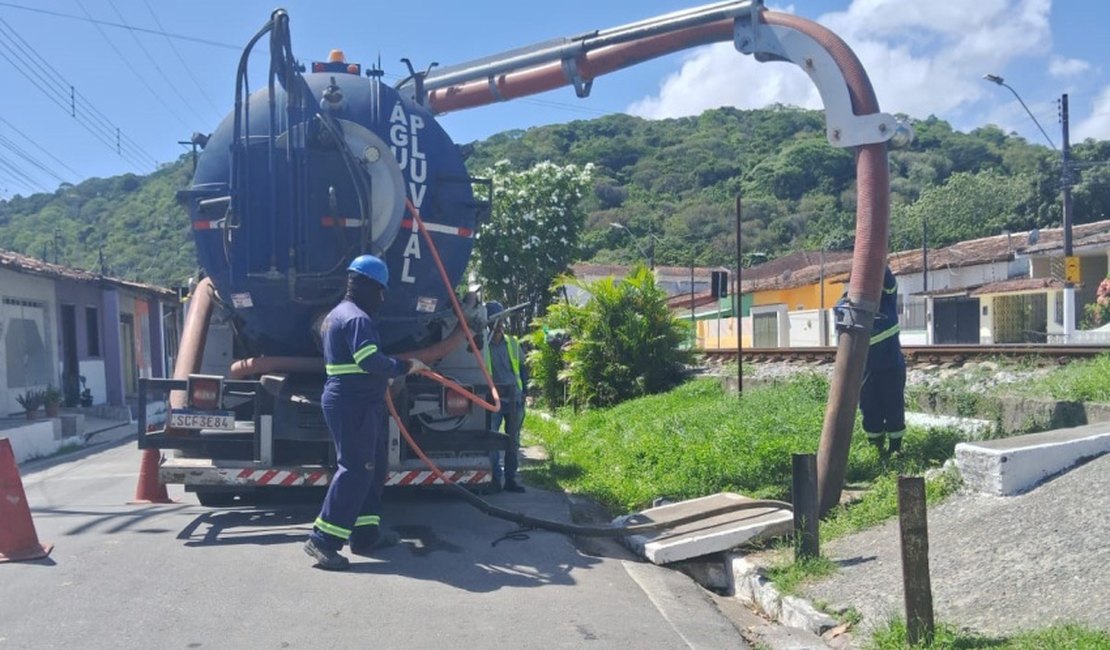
0, 0, 1107, 198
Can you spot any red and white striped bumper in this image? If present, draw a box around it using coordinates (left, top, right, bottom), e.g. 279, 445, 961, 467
161, 460, 491, 488
384, 470, 490, 486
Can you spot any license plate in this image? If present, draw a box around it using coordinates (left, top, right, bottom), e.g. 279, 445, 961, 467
169, 410, 236, 431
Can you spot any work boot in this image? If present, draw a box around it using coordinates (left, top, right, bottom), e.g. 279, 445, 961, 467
349, 528, 401, 556
304, 537, 350, 571
888, 437, 903, 455
503, 479, 526, 493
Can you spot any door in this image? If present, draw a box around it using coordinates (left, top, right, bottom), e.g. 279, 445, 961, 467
933, 297, 980, 344
120, 314, 137, 397
993, 293, 1048, 343
2, 297, 50, 414
60, 305, 80, 406
752, 312, 779, 348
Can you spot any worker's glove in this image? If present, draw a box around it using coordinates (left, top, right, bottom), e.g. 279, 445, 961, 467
407, 358, 430, 375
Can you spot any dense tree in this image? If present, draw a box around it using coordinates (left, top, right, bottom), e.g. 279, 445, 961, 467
475, 160, 594, 328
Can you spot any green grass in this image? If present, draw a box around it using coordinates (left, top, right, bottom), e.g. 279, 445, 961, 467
868, 619, 1110, 649
525, 375, 964, 513
820, 466, 963, 542
1022, 353, 1110, 402
765, 554, 838, 594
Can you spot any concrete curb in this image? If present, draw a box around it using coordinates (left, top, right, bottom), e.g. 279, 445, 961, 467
728, 555, 841, 640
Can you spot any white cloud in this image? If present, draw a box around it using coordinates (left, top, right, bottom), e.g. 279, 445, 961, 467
627, 0, 1052, 121
1048, 56, 1090, 78
1074, 85, 1110, 141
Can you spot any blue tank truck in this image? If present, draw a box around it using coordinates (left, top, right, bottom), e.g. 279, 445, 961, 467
139, 4, 901, 513
138, 13, 505, 506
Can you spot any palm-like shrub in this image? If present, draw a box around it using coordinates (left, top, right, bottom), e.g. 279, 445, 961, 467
531, 264, 692, 409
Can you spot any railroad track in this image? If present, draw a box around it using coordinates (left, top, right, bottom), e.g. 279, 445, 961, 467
699, 345, 1110, 366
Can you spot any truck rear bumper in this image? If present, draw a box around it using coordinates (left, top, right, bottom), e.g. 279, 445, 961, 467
161, 458, 492, 488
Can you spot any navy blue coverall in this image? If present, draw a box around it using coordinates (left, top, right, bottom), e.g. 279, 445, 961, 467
858, 267, 906, 445
309, 299, 407, 551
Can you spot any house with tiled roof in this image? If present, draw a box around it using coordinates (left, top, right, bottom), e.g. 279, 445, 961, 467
0, 248, 180, 418
739, 219, 1110, 347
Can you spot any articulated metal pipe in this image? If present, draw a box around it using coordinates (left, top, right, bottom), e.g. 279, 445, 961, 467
169, 277, 216, 410
227, 324, 469, 379
423, 9, 890, 515
768, 12, 890, 515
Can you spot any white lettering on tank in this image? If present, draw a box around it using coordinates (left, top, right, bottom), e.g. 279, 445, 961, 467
390, 101, 430, 284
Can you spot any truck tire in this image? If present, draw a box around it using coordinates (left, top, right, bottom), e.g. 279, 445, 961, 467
194, 489, 238, 507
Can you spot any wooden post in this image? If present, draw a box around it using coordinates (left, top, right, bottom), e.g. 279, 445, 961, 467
898, 476, 935, 645
792, 453, 819, 561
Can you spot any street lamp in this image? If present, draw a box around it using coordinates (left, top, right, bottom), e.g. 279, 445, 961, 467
610, 222, 657, 270
982, 74, 1056, 150
984, 73, 1074, 341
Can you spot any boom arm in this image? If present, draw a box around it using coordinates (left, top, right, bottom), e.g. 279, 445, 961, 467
400, 0, 897, 514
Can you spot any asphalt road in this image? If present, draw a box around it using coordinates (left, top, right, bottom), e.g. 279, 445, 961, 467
2, 437, 752, 649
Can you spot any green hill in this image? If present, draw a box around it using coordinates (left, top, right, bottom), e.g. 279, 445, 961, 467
2, 106, 1107, 287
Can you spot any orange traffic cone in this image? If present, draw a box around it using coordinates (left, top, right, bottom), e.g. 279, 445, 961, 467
0, 437, 53, 563
129, 447, 175, 504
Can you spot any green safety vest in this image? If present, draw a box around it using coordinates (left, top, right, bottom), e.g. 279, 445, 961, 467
484, 334, 523, 392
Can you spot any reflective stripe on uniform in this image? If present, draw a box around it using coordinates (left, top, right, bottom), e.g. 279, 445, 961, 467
866, 431, 885, 440
354, 515, 380, 527
352, 343, 379, 364
325, 363, 366, 376
887, 429, 905, 440
870, 324, 900, 346
315, 517, 352, 539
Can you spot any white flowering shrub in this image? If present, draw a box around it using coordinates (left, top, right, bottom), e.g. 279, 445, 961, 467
476, 160, 594, 328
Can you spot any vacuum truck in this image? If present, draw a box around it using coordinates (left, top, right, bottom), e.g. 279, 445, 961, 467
139, 12, 504, 505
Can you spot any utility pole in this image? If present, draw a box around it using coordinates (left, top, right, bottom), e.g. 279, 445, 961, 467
735, 194, 743, 396
922, 217, 928, 293
1061, 93, 1075, 343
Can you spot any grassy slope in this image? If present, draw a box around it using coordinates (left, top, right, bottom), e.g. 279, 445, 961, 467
526, 375, 962, 513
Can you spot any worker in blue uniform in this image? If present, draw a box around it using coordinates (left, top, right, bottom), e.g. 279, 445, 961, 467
304, 254, 427, 571
850, 266, 907, 455
484, 301, 528, 493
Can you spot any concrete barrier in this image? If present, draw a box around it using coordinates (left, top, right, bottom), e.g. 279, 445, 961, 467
955, 423, 1110, 496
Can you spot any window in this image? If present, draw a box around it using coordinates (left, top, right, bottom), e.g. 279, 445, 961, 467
86, 306, 101, 357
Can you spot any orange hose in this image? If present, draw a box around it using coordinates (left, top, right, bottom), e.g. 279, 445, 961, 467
387, 199, 508, 488
403, 198, 502, 414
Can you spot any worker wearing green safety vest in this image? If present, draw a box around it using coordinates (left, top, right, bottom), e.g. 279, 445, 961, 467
483, 301, 528, 492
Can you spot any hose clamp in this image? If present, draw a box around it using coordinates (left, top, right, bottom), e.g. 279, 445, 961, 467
733, 15, 897, 148
833, 301, 874, 335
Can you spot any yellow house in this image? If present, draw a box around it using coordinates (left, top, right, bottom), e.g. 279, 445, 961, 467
744, 252, 853, 311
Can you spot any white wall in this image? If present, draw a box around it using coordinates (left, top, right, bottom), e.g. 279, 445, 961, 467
787, 309, 824, 347
0, 269, 58, 416
78, 358, 108, 405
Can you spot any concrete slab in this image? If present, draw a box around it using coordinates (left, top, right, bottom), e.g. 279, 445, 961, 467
956, 422, 1110, 496
616, 492, 793, 564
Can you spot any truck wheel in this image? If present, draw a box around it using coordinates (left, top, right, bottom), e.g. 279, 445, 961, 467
195, 489, 238, 507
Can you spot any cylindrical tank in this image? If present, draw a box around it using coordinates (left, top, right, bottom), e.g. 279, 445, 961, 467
180, 71, 476, 356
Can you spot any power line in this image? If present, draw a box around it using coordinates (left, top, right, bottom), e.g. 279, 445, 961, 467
0, 150, 49, 192
0, 1, 241, 50
0, 131, 70, 184
143, 0, 223, 120
74, 0, 194, 133
106, 0, 209, 125
0, 117, 81, 177
0, 18, 158, 167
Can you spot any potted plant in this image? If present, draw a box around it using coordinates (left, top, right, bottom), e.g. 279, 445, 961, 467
79, 375, 94, 407
44, 384, 63, 417
16, 389, 45, 420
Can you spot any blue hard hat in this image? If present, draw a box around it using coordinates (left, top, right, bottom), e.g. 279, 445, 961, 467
485, 301, 505, 318
348, 254, 389, 287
